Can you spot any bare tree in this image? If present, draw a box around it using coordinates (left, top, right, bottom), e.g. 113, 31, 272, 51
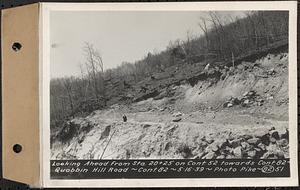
83, 42, 105, 103
61, 78, 74, 115
198, 16, 211, 61
244, 11, 259, 50
199, 16, 210, 49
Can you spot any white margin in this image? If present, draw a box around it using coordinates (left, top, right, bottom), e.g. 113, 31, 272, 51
41, 1, 298, 187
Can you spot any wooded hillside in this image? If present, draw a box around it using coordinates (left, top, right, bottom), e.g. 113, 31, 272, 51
50, 11, 288, 131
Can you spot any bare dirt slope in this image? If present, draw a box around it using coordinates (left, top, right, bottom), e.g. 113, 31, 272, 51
51, 53, 289, 160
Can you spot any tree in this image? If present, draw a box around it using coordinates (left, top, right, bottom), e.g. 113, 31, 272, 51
83, 42, 105, 103
62, 78, 74, 114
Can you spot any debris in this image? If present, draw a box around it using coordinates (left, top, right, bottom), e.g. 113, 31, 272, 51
223, 90, 266, 108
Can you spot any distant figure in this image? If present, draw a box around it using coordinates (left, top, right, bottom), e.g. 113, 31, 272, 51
123, 115, 127, 122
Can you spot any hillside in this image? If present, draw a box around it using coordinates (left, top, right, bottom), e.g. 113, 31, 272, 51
50, 11, 288, 127
51, 51, 289, 160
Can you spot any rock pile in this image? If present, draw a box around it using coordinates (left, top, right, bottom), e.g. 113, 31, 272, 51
191, 127, 289, 159
223, 90, 264, 108
240, 90, 264, 107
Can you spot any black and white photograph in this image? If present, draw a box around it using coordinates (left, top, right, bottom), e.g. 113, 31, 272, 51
50, 9, 290, 160
41, 2, 297, 187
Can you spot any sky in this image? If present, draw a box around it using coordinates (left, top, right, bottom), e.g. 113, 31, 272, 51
50, 11, 245, 79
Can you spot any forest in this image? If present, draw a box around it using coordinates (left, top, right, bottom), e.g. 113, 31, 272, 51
50, 11, 289, 132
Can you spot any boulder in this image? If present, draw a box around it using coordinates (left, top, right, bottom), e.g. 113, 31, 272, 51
254, 128, 269, 138
216, 155, 225, 159
192, 152, 205, 159
276, 150, 285, 159
247, 150, 257, 158
202, 151, 215, 159
257, 143, 267, 151
229, 138, 242, 148
266, 143, 279, 154
172, 117, 182, 122
231, 98, 240, 105
270, 137, 277, 144
270, 130, 280, 140
220, 139, 230, 149
277, 139, 288, 147
227, 103, 233, 108
261, 134, 270, 145
247, 138, 260, 145
261, 152, 270, 159
241, 142, 250, 150
226, 154, 235, 159
242, 92, 248, 97
248, 90, 256, 97
211, 144, 219, 152
205, 143, 219, 153
159, 107, 166, 112
233, 146, 242, 158
243, 99, 250, 105
281, 129, 289, 140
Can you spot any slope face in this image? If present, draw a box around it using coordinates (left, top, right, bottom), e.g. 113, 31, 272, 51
51, 53, 289, 160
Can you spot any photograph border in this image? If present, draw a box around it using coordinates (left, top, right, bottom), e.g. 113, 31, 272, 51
40, 1, 298, 187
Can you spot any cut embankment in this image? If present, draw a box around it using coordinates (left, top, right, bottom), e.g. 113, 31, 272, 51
51, 53, 289, 160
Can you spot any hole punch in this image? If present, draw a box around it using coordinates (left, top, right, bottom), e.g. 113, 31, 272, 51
12, 42, 22, 52
13, 144, 22, 153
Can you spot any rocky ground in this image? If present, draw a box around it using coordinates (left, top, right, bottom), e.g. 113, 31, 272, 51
51, 53, 289, 160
